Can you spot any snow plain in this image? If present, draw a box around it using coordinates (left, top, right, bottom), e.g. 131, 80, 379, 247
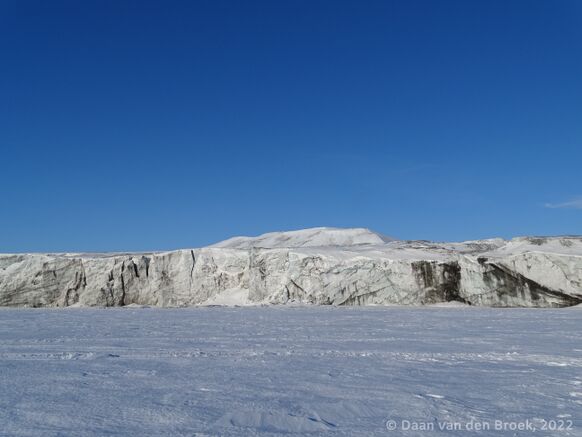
1, 306, 581, 436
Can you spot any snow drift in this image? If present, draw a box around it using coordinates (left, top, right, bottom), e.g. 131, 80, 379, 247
1, 228, 581, 308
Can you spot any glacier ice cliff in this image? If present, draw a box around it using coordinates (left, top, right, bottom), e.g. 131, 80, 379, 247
1, 228, 581, 308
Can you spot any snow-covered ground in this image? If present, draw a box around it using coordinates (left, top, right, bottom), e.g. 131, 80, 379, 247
1, 307, 581, 436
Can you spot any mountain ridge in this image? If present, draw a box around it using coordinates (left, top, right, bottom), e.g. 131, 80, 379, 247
1, 228, 581, 308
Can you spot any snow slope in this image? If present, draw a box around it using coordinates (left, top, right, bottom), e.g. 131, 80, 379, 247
1, 228, 581, 308
0, 307, 580, 436
211, 227, 395, 249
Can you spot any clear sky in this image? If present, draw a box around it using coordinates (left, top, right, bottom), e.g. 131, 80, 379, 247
1, 0, 581, 252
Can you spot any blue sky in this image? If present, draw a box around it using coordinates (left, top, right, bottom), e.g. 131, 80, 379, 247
1, 0, 581, 252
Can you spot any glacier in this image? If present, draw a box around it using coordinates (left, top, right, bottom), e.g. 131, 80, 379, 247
1, 227, 581, 308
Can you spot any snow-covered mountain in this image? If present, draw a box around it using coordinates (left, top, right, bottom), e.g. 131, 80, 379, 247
211, 227, 395, 249
1, 228, 581, 308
